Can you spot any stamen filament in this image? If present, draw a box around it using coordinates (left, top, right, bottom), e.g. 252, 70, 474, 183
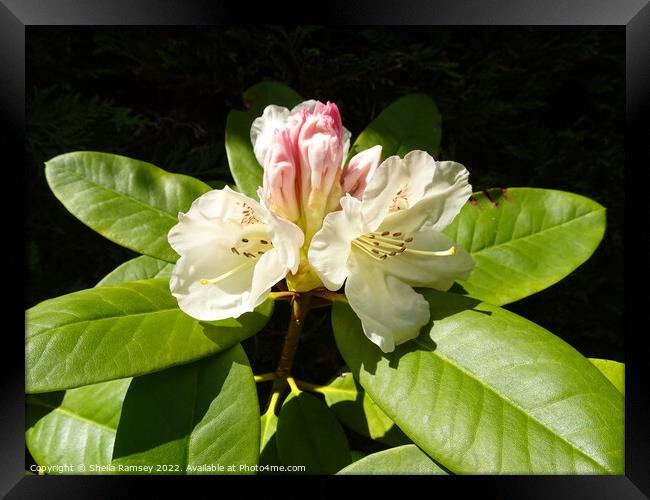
352, 239, 386, 260
199, 258, 256, 285
363, 235, 405, 249
354, 230, 457, 261
405, 246, 456, 257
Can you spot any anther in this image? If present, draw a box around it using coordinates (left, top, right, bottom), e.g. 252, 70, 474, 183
260, 240, 269, 245
381, 231, 390, 236
258, 251, 264, 255
404, 237, 413, 242
242, 238, 249, 243
392, 232, 402, 237
231, 247, 239, 255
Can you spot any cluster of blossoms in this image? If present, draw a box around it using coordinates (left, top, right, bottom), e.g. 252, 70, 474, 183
168, 100, 474, 353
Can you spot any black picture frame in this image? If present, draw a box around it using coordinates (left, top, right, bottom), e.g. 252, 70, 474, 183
2, 0, 646, 497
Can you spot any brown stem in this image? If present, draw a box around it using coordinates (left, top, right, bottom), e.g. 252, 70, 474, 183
275, 293, 311, 379
309, 289, 348, 304
268, 291, 297, 301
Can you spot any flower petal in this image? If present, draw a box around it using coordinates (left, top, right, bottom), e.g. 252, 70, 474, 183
367, 228, 474, 290
169, 187, 267, 256
249, 249, 288, 308
341, 145, 382, 199
265, 211, 304, 275
359, 154, 409, 230
291, 100, 318, 114
170, 247, 256, 321
418, 160, 472, 231
250, 104, 292, 166
360, 152, 471, 233
308, 195, 366, 290
345, 255, 430, 353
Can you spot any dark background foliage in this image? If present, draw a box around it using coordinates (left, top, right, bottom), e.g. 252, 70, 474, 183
26, 26, 624, 368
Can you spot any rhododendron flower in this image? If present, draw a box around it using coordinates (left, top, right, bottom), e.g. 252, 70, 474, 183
251, 100, 382, 291
168, 187, 303, 321
308, 151, 475, 353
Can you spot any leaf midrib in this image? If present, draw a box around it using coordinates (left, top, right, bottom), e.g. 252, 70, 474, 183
27, 307, 181, 341
467, 207, 604, 256
28, 397, 117, 433
51, 163, 180, 224
408, 336, 610, 472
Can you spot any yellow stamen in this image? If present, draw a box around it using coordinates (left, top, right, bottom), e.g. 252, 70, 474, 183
405, 246, 456, 257
353, 231, 457, 260
199, 259, 256, 285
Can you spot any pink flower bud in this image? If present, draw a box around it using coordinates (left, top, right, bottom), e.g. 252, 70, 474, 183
253, 99, 383, 292
340, 145, 382, 199
259, 101, 346, 237
262, 129, 300, 222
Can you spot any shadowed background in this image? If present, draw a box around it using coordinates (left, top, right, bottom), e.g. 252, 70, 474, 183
25, 26, 624, 364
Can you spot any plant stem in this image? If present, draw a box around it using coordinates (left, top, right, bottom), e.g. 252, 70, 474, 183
309, 289, 348, 304
264, 378, 286, 415
268, 291, 296, 301
286, 376, 301, 394
294, 378, 328, 394
275, 293, 311, 379
254, 372, 278, 383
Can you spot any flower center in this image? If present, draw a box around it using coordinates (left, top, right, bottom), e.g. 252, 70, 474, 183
352, 231, 456, 261
199, 237, 272, 285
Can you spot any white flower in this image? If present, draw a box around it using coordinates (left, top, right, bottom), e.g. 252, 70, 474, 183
308, 151, 475, 352
168, 186, 303, 321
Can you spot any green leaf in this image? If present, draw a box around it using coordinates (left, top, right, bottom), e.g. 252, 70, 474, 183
96, 255, 173, 287
320, 373, 410, 446
337, 445, 447, 475
26, 278, 273, 393
443, 188, 606, 305
349, 94, 442, 161
333, 290, 624, 474
276, 391, 352, 474
111, 345, 259, 474
45, 151, 212, 263
225, 81, 303, 198
26, 378, 131, 474
589, 358, 625, 395
259, 411, 282, 470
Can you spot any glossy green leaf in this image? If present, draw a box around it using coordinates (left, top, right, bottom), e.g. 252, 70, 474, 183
225, 81, 303, 198
333, 290, 624, 474
259, 410, 282, 470
338, 445, 447, 475
96, 255, 173, 287
45, 151, 212, 263
26, 378, 131, 474
320, 373, 410, 446
26, 278, 273, 393
111, 345, 259, 474
349, 94, 441, 161
590, 358, 625, 394
443, 188, 606, 305
276, 390, 352, 474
